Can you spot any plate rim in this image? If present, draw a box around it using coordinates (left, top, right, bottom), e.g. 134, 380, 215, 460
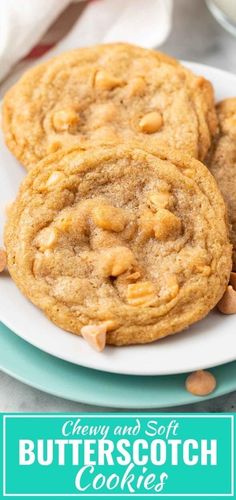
0, 321, 235, 408
1, 305, 236, 377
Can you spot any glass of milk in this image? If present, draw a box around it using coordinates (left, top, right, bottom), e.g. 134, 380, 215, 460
206, 0, 236, 36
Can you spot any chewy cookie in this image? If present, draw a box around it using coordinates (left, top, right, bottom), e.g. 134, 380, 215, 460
3, 43, 217, 168
207, 98, 236, 270
4, 145, 231, 346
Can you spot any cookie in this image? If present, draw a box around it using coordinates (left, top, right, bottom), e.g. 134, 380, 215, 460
206, 98, 236, 270
3, 43, 217, 168
5, 144, 231, 346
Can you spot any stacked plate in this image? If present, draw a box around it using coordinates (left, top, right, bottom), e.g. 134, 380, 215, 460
0, 62, 235, 409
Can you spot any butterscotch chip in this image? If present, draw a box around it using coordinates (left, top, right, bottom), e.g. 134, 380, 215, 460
185, 370, 216, 396
148, 191, 173, 211
47, 139, 61, 155
139, 208, 155, 239
127, 281, 156, 306
94, 70, 123, 90
92, 204, 126, 232
217, 285, 236, 314
184, 168, 195, 178
33, 253, 46, 277
98, 246, 135, 277
153, 209, 182, 240
160, 274, 179, 301
52, 108, 79, 131
3, 43, 217, 169
56, 213, 74, 232
0, 249, 7, 272
35, 227, 58, 251
4, 144, 231, 346
139, 111, 163, 134
128, 76, 146, 97
81, 324, 107, 351
206, 98, 236, 270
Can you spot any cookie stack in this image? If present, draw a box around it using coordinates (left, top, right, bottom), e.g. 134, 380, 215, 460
2, 43, 234, 351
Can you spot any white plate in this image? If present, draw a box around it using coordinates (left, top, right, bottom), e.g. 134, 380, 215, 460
0, 61, 236, 376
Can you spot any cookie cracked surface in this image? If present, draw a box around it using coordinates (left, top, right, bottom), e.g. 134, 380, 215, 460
4, 145, 231, 346
3, 43, 217, 168
207, 98, 236, 270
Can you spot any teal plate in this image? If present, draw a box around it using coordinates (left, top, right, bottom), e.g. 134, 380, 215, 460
0, 322, 235, 408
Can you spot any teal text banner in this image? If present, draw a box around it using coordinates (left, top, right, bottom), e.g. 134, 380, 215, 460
0, 413, 235, 499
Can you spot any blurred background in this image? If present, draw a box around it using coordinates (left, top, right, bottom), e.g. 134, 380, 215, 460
163, 0, 236, 69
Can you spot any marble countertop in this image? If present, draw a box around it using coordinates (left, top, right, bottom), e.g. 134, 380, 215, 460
0, 0, 236, 412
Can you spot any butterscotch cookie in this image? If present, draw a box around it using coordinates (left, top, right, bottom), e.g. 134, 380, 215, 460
207, 98, 236, 270
5, 145, 231, 346
3, 43, 217, 168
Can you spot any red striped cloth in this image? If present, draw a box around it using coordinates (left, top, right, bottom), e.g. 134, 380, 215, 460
23, 2, 86, 61
24, 44, 55, 59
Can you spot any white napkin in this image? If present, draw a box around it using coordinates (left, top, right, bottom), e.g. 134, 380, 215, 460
0, 0, 71, 81
49, 0, 173, 57
0, 0, 173, 83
